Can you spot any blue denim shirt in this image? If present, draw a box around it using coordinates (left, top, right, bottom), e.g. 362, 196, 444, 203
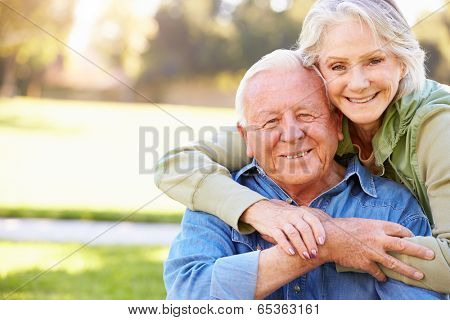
164, 157, 445, 300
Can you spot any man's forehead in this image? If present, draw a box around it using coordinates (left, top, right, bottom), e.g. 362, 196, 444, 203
249, 68, 324, 96
245, 69, 328, 115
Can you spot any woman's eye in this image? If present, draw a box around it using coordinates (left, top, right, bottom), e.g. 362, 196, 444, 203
369, 58, 383, 65
331, 64, 346, 71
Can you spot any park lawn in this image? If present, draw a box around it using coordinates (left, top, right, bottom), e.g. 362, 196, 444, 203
0, 241, 168, 299
0, 97, 238, 222
0, 206, 183, 224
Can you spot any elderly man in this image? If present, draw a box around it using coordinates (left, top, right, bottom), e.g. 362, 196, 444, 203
163, 50, 444, 300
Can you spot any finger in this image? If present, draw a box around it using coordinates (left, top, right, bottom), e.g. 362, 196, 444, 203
303, 213, 326, 245
384, 237, 435, 260
282, 223, 310, 259
364, 262, 387, 282
272, 228, 296, 256
374, 252, 424, 281
382, 221, 414, 238
290, 221, 317, 258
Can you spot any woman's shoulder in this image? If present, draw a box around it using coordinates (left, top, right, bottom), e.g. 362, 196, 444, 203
403, 79, 449, 115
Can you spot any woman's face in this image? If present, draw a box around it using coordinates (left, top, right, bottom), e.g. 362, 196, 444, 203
318, 19, 405, 128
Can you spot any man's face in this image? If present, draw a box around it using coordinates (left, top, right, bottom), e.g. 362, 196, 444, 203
240, 67, 343, 187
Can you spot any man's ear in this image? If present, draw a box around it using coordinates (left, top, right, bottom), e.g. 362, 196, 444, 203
237, 122, 254, 158
334, 109, 344, 141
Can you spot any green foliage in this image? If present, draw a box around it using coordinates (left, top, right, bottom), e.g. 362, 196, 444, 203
0, 0, 76, 95
0, 242, 167, 299
413, 6, 450, 83
140, 0, 310, 84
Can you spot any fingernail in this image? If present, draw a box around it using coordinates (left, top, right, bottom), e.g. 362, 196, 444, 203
414, 272, 424, 280
311, 249, 317, 258
317, 236, 325, 245
426, 250, 434, 259
303, 251, 310, 259
288, 248, 295, 256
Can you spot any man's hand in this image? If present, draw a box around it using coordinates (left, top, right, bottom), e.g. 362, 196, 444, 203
320, 218, 436, 282
241, 199, 327, 259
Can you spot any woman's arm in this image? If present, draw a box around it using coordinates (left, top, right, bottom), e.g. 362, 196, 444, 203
336, 108, 450, 293
154, 129, 266, 232
404, 108, 450, 292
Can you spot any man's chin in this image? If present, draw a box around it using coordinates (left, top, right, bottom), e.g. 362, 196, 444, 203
272, 171, 317, 186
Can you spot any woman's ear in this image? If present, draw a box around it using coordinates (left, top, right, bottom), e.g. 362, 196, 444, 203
237, 122, 254, 158
400, 63, 408, 79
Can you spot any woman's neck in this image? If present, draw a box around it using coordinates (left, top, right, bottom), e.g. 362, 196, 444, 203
349, 119, 382, 159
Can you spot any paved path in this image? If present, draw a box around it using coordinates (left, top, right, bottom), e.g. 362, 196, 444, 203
0, 218, 181, 246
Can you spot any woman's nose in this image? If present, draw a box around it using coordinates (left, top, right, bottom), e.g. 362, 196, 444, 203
347, 66, 370, 92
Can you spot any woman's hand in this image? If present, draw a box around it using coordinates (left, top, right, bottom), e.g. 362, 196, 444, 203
241, 199, 328, 259
320, 218, 435, 281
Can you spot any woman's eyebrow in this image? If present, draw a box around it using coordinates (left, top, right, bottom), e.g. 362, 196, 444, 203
325, 56, 348, 63
324, 49, 385, 63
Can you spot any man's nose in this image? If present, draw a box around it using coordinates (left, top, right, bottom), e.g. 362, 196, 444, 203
280, 117, 305, 142
347, 65, 370, 92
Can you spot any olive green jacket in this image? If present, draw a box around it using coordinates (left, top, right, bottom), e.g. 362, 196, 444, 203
155, 79, 450, 293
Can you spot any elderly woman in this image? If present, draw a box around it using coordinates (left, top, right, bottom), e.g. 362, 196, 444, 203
155, 0, 449, 292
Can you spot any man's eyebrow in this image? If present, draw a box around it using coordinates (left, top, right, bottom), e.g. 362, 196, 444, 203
254, 110, 276, 120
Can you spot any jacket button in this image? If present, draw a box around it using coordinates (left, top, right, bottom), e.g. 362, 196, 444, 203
285, 198, 293, 204
294, 285, 301, 294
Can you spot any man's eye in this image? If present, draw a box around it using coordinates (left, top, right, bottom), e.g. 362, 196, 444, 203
263, 119, 278, 128
331, 64, 346, 71
297, 114, 314, 121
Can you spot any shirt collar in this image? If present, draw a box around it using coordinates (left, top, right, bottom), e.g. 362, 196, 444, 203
235, 156, 377, 198
343, 156, 378, 198
234, 158, 259, 180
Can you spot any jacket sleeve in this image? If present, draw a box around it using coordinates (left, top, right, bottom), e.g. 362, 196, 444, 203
402, 107, 450, 293
337, 108, 450, 294
154, 129, 266, 232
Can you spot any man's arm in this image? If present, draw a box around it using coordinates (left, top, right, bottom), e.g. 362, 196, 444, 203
164, 209, 259, 299
255, 245, 324, 299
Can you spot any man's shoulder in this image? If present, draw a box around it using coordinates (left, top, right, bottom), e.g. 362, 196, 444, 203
182, 208, 232, 232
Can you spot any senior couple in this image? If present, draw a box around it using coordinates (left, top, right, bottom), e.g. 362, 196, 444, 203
159, 0, 450, 299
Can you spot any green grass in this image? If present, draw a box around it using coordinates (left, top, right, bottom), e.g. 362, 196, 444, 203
0, 241, 168, 299
0, 207, 183, 224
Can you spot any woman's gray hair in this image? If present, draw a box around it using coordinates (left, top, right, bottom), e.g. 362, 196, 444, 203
235, 49, 305, 126
297, 0, 426, 99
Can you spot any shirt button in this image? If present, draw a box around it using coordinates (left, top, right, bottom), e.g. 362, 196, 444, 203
285, 198, 293, 204
293, 285, 301, 294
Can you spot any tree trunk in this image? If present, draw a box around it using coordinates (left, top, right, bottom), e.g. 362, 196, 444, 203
26, 70, 43, 97
0, 55, 17, 97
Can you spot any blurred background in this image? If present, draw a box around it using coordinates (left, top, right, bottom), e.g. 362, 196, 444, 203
0, 0, 448, 299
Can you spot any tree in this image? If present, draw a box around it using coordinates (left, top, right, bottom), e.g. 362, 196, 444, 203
0, 0, 75, 96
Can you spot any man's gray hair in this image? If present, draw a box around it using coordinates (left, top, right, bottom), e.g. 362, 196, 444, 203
236, 49, 327, 126
297, 0, 426, 99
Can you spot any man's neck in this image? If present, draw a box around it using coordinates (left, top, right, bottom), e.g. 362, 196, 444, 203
277, 161, 346, 206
